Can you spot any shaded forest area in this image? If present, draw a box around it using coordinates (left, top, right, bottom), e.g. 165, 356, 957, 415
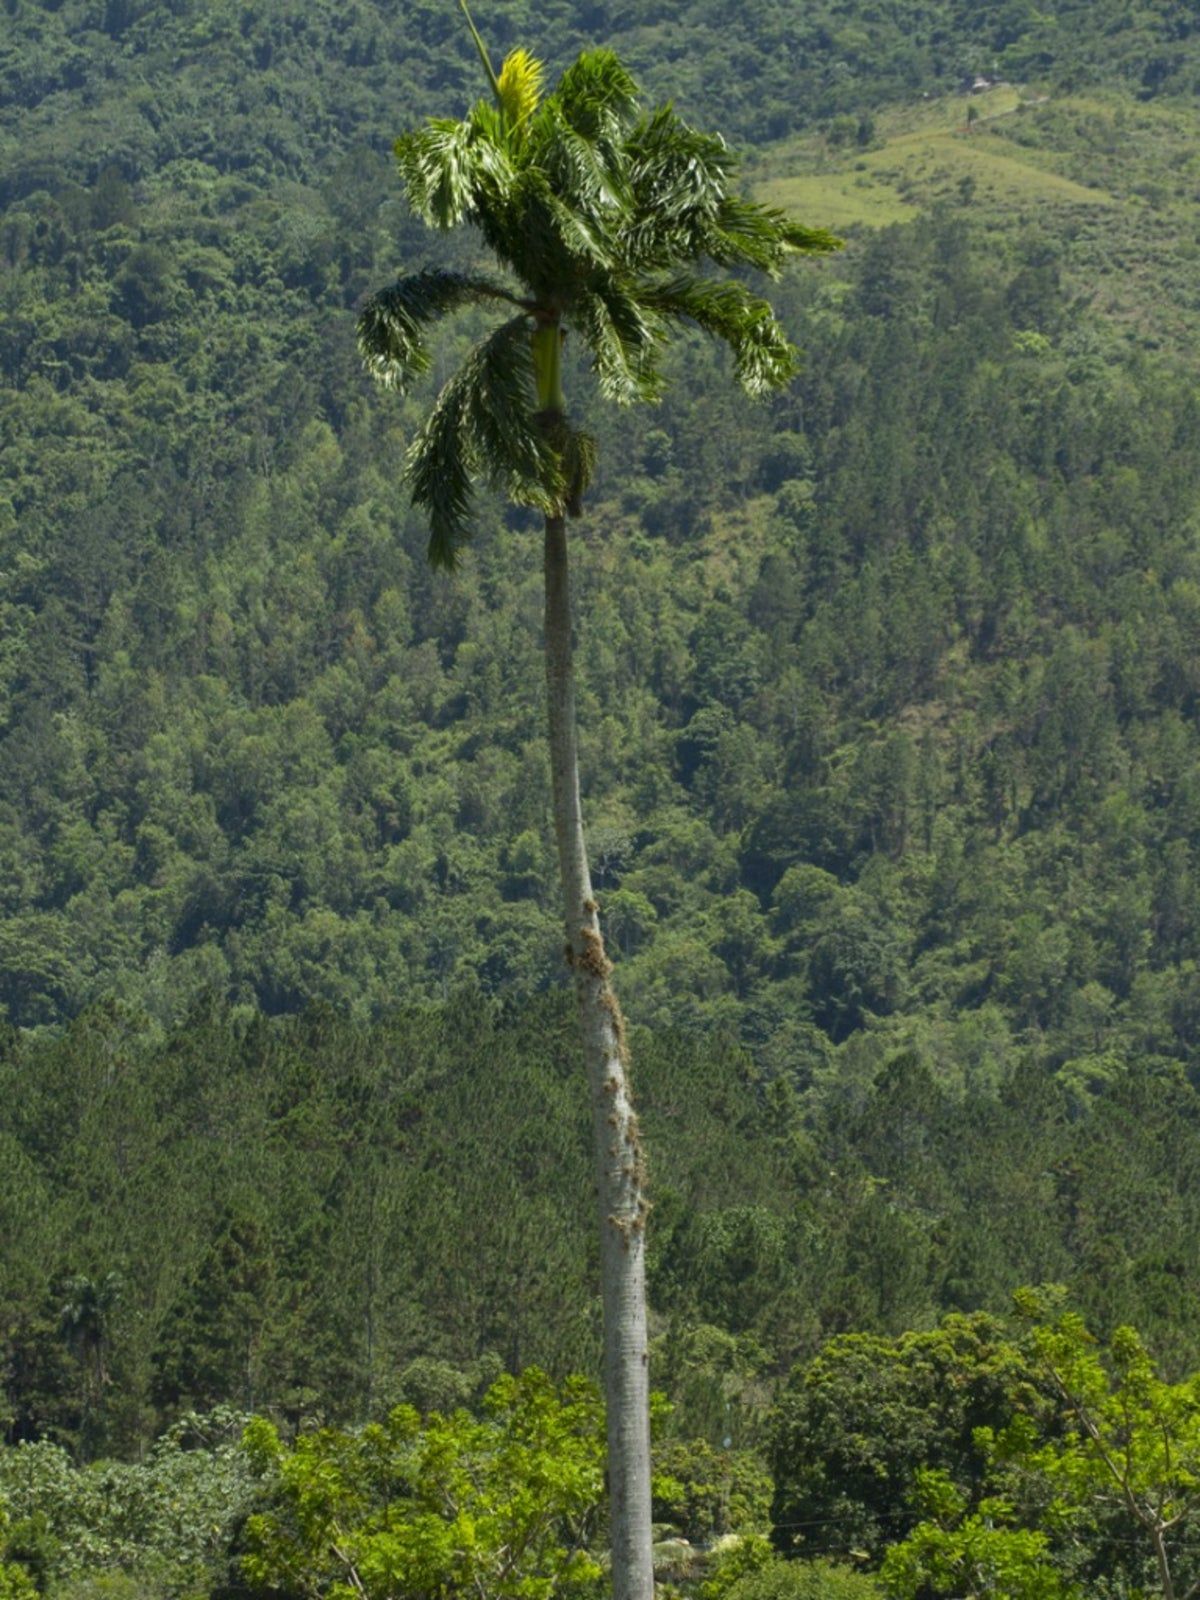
5, 996, 1200, 1462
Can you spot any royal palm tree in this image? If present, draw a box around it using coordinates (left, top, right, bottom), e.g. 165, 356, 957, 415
357, 15, 837, 1598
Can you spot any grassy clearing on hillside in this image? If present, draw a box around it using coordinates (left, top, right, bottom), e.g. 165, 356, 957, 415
872, 132, 1115, 208
757, 86, 1116, 226
757, 171, 919, 230
757, 86, 1200, 353
994, 92, 1200, 344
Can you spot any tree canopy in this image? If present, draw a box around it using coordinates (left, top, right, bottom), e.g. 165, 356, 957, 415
357, 26, 836, 566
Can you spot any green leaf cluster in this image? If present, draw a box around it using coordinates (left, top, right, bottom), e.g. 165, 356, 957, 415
241, 1370, 604, 1600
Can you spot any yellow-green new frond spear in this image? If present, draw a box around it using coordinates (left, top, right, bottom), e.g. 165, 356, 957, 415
497, 47, 545, 128
359, 11, 841, 567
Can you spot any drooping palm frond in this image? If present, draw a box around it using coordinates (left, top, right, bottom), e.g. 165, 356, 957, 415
405, 315, 560, 568
357, 269, 528, 390
640, 274, 802, 395
395, 114, 516, 229
466, 318, 562, 509
568, 281, 664, 405
705, 195, 842, 276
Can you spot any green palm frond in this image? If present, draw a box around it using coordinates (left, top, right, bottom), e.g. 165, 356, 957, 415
779, 218, 845, 255
357, 269, 527, 390
395, 114, 516, 229
641, 274, 801, 395
507, 170, 617, 280
625, 105, 732, 181
706, 195, 843, 276
543, 185, 615, 272
395, 118, 479, 229
406, 315, 559, 568
623, 108, 734, 260
554, 49, 639, 141
467, 319, 562, 509
620, 109, 842, 276
529, 99, 628, 218
569, 282, 664, 405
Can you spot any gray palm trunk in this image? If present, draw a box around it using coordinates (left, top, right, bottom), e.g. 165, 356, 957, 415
543, 512, 654, 1600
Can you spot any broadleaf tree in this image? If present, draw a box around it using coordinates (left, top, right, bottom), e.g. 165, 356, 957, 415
241, 1370, 604, 1600
356, 10, 838, 1597
881, 1298, 1200, 1600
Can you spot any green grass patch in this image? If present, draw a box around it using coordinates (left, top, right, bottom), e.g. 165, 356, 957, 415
755, 85, 1200, 355
757, 170, 919, 230
756, 88, 1116, 228
865, 126, 1116, 208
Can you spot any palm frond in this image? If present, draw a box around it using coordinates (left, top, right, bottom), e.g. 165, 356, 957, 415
640, 274, 801, 396
621, 163, 729, 266
395, 116, 516, 229
395, 119, 478, 229
779, 218, 844, 255
544, 187, 615, 272
358, 269, 527, 391
624, 108, 733, 234
620, 109, 839, 277
554, 49, 639, 140
405, 381, 474, 570
464, 101, 528, 195
706, 195, 843, 276
528, 99, 628, 218
569, 283, 664, 405
406, 315, 560, 567
503, 171, 617, 281
471, 170, 614, 292
467, 318, 562, 509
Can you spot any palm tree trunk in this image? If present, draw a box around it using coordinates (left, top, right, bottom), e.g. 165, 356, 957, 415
543, 512, 654, 1600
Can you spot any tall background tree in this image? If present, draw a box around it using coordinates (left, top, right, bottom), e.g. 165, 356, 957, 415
355, 12, 838, 1598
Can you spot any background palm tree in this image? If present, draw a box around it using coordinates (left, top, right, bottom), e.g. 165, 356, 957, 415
58, 1270, 122, 1449
357, 15, 838, 1598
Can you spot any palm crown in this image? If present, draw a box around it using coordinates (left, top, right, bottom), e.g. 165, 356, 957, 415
357, 6, 840, 567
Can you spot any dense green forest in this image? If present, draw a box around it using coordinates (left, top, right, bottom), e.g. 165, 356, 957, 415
8, 0, 1200, 1594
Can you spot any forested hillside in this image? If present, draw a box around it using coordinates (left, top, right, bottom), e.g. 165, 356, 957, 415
7, 0, 1200, 1593
6, 0, 1200, 1051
